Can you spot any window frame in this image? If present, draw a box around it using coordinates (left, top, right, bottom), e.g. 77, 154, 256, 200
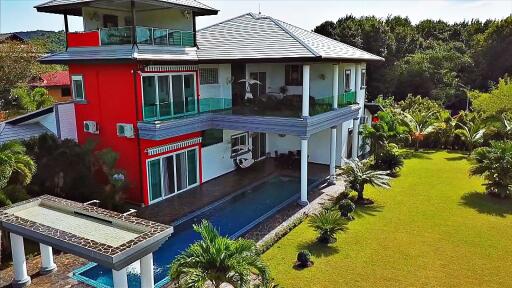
285, 64, 303, 86
231, 132, 249, 158
146, 146, 200, 204
344, 69, 352, 92
360, 69, 367, 89
71, 75, 86, 102
199, 67, 219, 85
141, 72, 198, 121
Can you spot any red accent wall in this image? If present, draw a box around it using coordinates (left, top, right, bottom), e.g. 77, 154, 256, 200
70, 63, 203, 206
67, 32, 100, 48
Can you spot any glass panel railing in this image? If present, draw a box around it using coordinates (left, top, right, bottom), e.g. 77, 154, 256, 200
338, 91, 357, 107
99, 27, 131, 45
99, 26, 195, 47
311, 96, 334, 116
200, 98, 232, 112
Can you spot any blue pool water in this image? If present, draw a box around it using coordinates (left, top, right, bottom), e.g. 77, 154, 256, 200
73, 175, 314, 288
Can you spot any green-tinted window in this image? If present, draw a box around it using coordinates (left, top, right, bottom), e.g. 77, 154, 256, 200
72, 76, 85, 101
148, 159, 161, 202
158, 76, 171, 118
202, 129, 223, 147
187, 149, 198, 186
184, 74, 196, 113
143, 76, 157, 120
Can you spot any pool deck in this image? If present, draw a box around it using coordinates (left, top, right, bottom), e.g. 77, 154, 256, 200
137, 159, 329, 224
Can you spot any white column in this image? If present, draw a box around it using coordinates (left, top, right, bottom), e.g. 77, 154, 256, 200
329, 127, 337, 182
10, 233, 31, 287
299, 137, 309, 206
140, 253, 154, 288
39, 243, 57, 274
340, 122, 347, 161
112, 267, 128, 288
332, 64, 339, 109
302, 64, 310, 117
352, 118, 360, 160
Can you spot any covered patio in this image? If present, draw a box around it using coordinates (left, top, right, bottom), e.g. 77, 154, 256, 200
137, 158, 330, 224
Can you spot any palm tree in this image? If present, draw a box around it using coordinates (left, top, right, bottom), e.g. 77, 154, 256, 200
455, 122, 485, 152
309, 209, 347, 244
400, 110, 438, 151
470, 141, 512, 198
340, 159, 391, 204
170, 220, 270, 288
502, 115, 512, 140
0, 141, 36, 206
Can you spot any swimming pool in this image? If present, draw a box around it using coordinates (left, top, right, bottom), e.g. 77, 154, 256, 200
73, 175, 316, 288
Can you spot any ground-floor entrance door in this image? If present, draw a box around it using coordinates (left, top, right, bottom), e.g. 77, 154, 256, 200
251, 132, 266, 160
148, 147, 199, 203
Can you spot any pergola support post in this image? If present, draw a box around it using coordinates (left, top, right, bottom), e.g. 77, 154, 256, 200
302, 64, 310, 118
140, 253, 154, 288
10, 233, 31, 288
112, 267, 128, 288
39, 244, 57, 274
352, 118, 360, 160
299, 136, 309, 206
329, 126, 337, 183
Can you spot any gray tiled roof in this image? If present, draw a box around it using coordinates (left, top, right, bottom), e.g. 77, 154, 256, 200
35, 0, 217, 14
0, 123, 52, 144
196, 13, 384, 61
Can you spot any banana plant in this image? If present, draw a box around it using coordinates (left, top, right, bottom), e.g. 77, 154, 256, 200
455, 122, 486, 152
399, 110, 439, 151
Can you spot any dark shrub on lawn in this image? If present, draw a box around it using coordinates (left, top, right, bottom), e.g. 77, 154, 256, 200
296, 250, 312, 268
373, 145, 404, 177
338, 199, 356, 220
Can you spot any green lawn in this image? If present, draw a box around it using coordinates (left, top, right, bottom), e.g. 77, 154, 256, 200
263, 151, 512, 287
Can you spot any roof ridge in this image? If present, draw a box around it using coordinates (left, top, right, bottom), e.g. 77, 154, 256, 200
266, 16, 320, 58
197, 12, 253, 32
275, 18, 384, 60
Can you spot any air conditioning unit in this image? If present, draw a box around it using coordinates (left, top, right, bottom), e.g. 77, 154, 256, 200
83, 121, 98, 134
117, 123, 135, 138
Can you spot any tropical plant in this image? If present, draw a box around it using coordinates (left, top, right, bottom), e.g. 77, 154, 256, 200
372, 144, 404, 176
470, 141, 512, 198
296, 250, 313, 268
308, 209, 347, 244
455, 122, 486, 152
502, 115, 512, 140
338, 199, 356, 220
0, 141, 36, 206
11, 86, 54, 112
340, 159, 391, 204
169, 220, 270, 288
400, 110, 438, 150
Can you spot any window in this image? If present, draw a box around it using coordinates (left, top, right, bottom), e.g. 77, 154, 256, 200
61, 87, 71, 97
202, 129, 223, 147
147, 147, 199, 203
231, 132, 248, 157
251, 132, 266, 160
71, 75, 85, 101
285, 65, 303, 86
142, 73, 197, 121
103, 14, 119, 28
344, 69, 352, 91
361, 69, 366, 89
199, 68, 219, 85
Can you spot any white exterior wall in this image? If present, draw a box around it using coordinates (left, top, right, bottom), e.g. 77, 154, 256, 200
82, 7, 193, 31
201, 130, 238, 181
199, 64, 232, 100
56, 103, 78, 140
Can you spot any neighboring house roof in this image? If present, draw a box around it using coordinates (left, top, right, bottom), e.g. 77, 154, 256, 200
0, 30, 57, 42
39, 13, 384, 64
0, 106, 55, 144
35, 0, 218, 16
196, 13, 384, 62
33, 71, 70, 87
0, 33, 25, 42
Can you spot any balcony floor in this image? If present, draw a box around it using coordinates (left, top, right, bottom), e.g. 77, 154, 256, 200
137, 158, 329, 224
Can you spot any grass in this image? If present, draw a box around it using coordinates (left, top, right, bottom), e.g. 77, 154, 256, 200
262, 151, 512, 287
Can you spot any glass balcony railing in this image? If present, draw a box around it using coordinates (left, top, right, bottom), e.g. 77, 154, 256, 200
99, 26, 195, 47
339, 91, 357, 106
199, 98, 233, 112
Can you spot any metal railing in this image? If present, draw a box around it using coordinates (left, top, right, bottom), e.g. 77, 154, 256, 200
99, 26, 195, 47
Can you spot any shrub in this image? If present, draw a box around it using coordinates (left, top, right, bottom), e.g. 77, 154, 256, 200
470, 141, 512, 198
338, 199, 356, 220
339, 159, 391, 204
373, 145, 404, 176
309, 209, 347, 244
296, 250, 313, 268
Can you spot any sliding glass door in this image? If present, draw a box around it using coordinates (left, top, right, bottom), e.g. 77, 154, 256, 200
251, 132, 266, 160
147, 147, 199, 203
142, 73, 197, 121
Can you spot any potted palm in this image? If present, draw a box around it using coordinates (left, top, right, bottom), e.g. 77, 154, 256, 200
340, 159, 391, 205
308, 209, 347, 244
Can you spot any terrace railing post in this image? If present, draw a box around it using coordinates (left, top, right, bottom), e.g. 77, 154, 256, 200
299, 136, 309, 206
130, 0, 136, 45
39, 243, 57, 274
140, 253, 154, 288
10, 233, 31, 287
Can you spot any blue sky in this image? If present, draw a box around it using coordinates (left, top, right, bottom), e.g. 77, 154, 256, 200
1, 0, 511, 33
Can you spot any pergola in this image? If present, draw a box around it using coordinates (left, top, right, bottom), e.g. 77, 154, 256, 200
0, 195, 173, 288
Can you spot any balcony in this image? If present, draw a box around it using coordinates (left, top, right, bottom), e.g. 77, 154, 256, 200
67, 27, 195, 48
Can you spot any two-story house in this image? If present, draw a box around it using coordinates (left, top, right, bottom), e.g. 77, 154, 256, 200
36, 0, 383, 209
